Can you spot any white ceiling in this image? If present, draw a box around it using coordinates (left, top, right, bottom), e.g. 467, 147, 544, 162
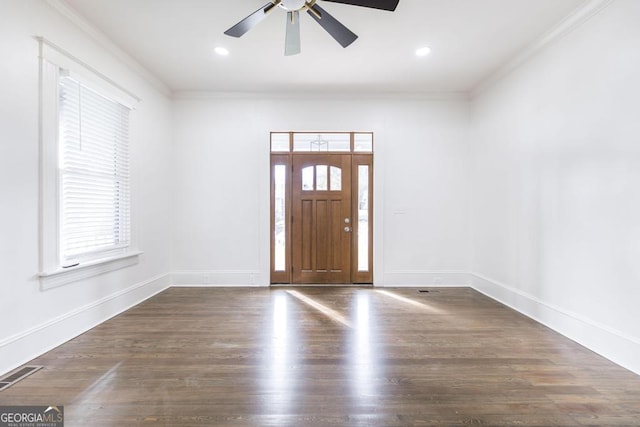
61, 0, 586, 94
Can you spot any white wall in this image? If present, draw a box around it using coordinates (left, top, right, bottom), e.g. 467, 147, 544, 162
470, 0, 640, 374
171, 95, 471, 286
0, 0, 173, 375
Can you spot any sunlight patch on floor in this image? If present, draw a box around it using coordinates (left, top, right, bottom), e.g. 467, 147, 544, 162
286, 290, 352, 328
376, 289, 446, 314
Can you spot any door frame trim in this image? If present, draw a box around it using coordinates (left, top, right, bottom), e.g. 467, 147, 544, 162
269, 132, 374, 285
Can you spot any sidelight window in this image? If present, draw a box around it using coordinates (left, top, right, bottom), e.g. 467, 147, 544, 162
274, 165, 287, 272
358, 165, 369, 272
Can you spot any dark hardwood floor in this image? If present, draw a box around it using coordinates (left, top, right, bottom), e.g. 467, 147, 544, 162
1, 287, 639, 426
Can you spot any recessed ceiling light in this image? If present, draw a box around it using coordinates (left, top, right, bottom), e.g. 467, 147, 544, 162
416, 46, 431, 57
214, 46, 230, 56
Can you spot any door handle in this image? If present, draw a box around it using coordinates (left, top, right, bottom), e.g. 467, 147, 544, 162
344, 226, 351, 232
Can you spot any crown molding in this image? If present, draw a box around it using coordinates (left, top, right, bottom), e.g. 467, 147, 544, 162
470, 0, 614, 99
43, 0, 171, 97
172, 90, 469, 102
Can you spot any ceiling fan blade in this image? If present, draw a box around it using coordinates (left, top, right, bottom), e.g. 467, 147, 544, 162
224, 1, 280, 38
307, 4, 358, 48
321, 0, 399, 12
285, 11, 301, 56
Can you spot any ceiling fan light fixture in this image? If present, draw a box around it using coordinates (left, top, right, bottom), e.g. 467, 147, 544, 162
416, 46, 431, 57
214, 46, 230, 56
280, 0, 307, 11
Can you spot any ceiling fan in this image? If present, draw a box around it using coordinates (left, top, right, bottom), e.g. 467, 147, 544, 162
224, 0, 399, 56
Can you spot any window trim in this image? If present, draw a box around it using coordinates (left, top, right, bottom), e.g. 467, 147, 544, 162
39, 251, 143, 290
38, 38, 141, 289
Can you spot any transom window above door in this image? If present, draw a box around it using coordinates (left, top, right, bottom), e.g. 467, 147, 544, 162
271, 132, 373, 153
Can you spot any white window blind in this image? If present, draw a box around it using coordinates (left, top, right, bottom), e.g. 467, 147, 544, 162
58, 74, 131, 264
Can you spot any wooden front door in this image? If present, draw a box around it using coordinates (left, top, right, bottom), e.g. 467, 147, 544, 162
292, 154, 352, 283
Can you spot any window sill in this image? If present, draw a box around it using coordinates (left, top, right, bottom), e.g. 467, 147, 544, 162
39, 251, 142, 290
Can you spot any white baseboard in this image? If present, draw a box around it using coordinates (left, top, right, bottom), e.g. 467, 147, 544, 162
171, 270, 267, 287
0, 273, 171, 376
379, 271, 471, 287
471, 273, 640, 376
172, 270, 470, 288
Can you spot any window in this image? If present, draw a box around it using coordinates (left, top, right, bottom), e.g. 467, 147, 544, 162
300, 165, 343, 191
39, 38, 140, 289
273, 165, 287, 272
293, 133, 351, 152
58, 75, 131, 265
